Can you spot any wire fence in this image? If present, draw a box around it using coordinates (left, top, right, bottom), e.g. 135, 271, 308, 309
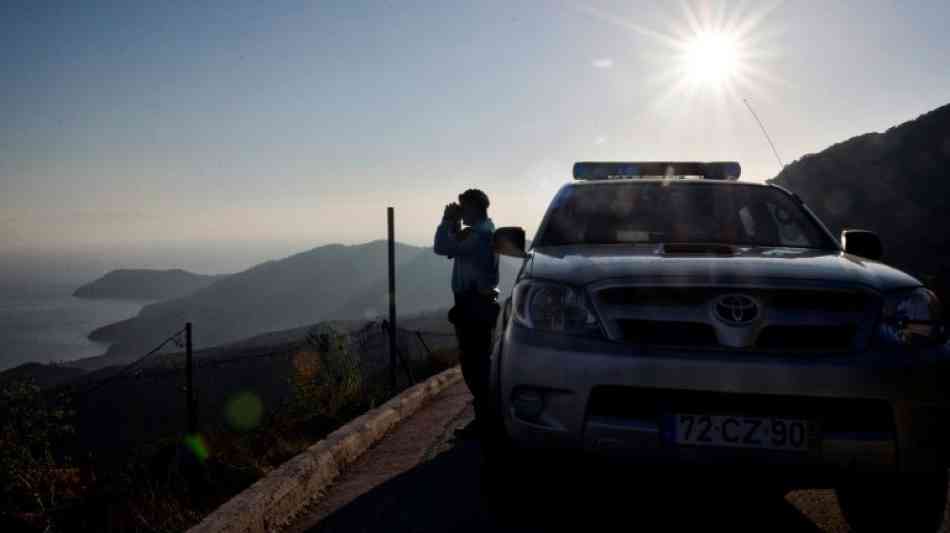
42, 322, 457, 397
0, 318, 463, 532
76, 326, 188, 396
1, 320, 461, 465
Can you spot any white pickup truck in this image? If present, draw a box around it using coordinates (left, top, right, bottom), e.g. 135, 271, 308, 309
487, 162, 950, 532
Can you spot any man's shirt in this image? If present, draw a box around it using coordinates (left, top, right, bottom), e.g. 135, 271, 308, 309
433, 217, 500, 294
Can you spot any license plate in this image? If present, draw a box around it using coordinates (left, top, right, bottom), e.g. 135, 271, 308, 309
671, 414, 812, 452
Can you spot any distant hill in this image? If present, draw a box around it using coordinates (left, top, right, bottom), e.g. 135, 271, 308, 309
74, 268, 225, 300
85, 240, 520, 368
0, 361, 86, 389
771, 102, 950, 277
332, 248, 522, 320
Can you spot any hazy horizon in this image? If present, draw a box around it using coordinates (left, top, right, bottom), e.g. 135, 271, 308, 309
1, 238, 429, 285
4, 0, 950, 260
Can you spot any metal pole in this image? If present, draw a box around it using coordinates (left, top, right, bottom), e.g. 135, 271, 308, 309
185, 322, 196, 435
387, 207, 397, 392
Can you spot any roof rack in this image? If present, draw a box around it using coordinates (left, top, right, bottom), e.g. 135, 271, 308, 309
572, 161, 741, 181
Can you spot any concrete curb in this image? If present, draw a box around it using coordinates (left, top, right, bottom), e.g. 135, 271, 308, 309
188, 366, 463, 533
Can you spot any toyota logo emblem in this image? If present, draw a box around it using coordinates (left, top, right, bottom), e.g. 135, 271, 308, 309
713, 294, 760, 325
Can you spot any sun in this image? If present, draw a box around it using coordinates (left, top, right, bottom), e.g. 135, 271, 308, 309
574, 2, 780, 106
680, 30, 741, 86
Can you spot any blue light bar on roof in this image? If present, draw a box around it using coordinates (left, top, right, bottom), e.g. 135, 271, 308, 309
572, 161, 741, 181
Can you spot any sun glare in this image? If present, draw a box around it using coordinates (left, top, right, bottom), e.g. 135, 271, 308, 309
575, 2, 780, 108
681, 30, 740, 86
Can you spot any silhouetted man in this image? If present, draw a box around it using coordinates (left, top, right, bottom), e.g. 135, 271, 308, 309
434, 189, 500, 439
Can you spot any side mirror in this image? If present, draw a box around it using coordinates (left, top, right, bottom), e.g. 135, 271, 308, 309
494, 227, 528, 258
841, 229, 883, 261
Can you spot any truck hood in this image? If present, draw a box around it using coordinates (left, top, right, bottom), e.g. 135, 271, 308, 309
525, 244, 921, 292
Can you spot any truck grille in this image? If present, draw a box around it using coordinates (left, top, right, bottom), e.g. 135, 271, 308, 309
593, 285, 874, 353
615, 322, 857, 351
599, 287, 867, 313
617, 320, 719, 347
756, 325, 857, 351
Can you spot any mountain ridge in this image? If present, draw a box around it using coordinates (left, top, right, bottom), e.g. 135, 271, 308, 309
83, 239, 518, 369
74, 268, 225, 300
771, 101, 950, 278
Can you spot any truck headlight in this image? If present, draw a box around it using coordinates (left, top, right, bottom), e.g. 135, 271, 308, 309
512, 280, 604, 337
879, 288, 946, 346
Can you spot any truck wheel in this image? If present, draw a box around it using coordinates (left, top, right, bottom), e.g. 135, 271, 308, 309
835, 471, 948, 532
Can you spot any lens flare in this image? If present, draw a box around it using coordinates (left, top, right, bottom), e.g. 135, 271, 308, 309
183, 433, 209, 462
226, 391, 263, 431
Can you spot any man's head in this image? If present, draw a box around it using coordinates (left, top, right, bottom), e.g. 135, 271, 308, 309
458, 189, 490, 226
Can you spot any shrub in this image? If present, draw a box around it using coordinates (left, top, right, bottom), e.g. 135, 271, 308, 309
0, 380, 78, 531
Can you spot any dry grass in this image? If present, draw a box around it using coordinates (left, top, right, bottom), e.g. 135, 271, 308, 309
2, 332, 457, 532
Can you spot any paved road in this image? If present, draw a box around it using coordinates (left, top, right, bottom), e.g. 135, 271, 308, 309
291, 382, 949, 533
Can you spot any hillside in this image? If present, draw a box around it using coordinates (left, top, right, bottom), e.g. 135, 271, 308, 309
74, 268, 224, 300
0, 362, 86, 389
85, 240, 519, 368
332, 249, 523, 319
771, 102, 950, 277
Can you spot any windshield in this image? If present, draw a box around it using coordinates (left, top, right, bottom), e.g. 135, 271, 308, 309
535, 182, 837, 250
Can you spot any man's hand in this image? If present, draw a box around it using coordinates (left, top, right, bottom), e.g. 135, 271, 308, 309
443, 202, 462, 222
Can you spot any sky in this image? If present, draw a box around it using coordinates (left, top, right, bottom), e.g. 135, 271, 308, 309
2, 0, 949, 276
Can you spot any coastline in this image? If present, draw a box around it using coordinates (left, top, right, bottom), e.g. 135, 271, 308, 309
0, 283, 152, 374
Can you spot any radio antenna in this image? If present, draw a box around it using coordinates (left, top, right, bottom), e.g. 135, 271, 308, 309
743, 98, 785, 170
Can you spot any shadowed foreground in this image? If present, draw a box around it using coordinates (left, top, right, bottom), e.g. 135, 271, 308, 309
309, 437, 835, 533
293, 382, 925, 533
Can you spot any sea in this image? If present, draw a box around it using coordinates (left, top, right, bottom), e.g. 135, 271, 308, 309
0, 241, 319, 372
0, 280, 149, 371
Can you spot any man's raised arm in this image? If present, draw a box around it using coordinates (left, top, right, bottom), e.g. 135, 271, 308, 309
434, 203, 478, 257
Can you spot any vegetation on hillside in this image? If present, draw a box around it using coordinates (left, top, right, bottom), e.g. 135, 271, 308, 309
771, 102, 950, 280
1, 323, 458, 532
